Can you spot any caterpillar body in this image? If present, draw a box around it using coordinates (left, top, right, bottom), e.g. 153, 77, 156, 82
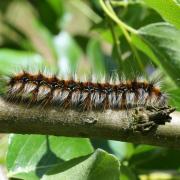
5, 71, 167, 111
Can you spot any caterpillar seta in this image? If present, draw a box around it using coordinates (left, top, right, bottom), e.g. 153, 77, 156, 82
2, 70, 167, 110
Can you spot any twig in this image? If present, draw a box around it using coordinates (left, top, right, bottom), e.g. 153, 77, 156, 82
0, 98, 178, 148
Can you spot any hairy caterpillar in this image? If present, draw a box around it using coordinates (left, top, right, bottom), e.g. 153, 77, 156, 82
4, 70, 167, 111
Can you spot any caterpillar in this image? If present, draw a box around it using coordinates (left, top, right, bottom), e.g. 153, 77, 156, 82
4, 70, 167, 111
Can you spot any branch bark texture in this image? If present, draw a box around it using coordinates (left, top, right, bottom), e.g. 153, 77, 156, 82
0, 98, 179, 148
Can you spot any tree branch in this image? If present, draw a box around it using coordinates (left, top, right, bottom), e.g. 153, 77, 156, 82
0, 97, 179, 148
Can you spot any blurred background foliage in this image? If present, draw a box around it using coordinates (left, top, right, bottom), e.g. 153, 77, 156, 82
0, 0, 180, 179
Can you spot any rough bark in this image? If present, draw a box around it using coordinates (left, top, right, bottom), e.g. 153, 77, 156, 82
0, 98, 179, 148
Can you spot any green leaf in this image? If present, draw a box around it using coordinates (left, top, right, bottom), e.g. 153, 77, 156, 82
5, 0, 57, 67
42, 149, 120, 180
47, 0, 64, 18
143, 0, 180, 29
30, 0, 64, 34
7, 134, 93, 180
0, 135, 8, 164
116, 36, 150, 78
92, 23, 122, 44
87, 39, 106, 75
168, 88, 180, 110
54, 32, 82, 74
129, 145, 163, 168
120, 165, 137, 180
129, 145, 180, 170
132, 23, 180, 87
0, 49, 45, 75
120, 3, 163, 29
108, 141, 134, 160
